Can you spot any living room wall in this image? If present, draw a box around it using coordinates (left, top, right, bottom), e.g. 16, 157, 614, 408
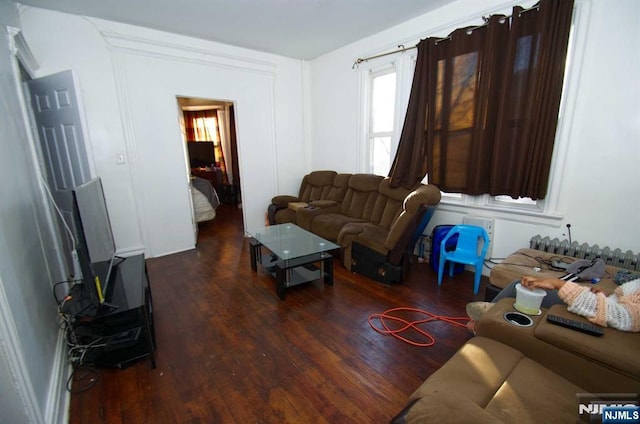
0, 2, 66, 422
2, 1, 637, 422
308, 0, 640, 258
18, 6, 308, 257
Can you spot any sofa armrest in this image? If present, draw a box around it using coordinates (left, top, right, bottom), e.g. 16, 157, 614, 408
475, 298, 640, 392
536, 304, 640, 379
271, 195, 300, 208
308, 199, 338, 209
384, 184, 441, 252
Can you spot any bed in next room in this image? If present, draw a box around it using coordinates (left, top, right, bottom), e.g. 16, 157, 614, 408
191, 176, 220, 222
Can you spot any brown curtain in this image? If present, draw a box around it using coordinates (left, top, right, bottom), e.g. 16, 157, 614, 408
183, 109, 229, 184
427, 15, 509, 194
489, 1, 574, 199
387, 38, 430, 189
389, 0, 574, 200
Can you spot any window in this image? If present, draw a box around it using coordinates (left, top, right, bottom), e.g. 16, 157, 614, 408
366, 67, 396, 176
359, 2, 581, 223
363, 54, 549, 210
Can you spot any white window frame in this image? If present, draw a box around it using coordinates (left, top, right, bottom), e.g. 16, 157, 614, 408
356, 1, 588, 226
359, 53, 416, 176
362, 64, 397, 176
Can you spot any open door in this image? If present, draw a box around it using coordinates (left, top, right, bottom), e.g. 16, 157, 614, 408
27, 70, 92, 275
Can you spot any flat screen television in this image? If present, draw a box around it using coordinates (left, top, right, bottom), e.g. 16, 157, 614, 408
187, 141, 216, 168
72, 177, 117, 312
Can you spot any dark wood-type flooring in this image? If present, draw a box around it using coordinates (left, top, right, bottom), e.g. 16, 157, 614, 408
69, 204, 489, 423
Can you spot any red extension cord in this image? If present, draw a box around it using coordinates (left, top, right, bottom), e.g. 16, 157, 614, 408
368, 307, 470, 347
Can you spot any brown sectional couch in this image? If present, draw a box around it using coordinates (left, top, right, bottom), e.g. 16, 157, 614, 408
268, 171, 442, 280
393, 298, 640, 423
392, 248, 640, 423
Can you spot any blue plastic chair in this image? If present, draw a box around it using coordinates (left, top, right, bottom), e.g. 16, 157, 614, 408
437, 225, 489, 295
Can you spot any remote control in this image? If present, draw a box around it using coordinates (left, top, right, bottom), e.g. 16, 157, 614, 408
546, 314, 604, 336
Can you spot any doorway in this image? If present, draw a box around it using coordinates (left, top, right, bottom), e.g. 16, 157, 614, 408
177, 96, 243, 236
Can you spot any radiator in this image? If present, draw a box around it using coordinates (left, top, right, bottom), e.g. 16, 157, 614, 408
529, 235, 640, 271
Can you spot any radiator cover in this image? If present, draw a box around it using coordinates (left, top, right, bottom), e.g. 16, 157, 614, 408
529, 235, 639, 271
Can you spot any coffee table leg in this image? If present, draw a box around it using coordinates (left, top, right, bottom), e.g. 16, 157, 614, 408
250, 238, 260, 272
324, 255, 334, 286
275, 265, 286, 300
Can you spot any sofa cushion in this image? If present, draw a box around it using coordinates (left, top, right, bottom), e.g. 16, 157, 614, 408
273, 208, 296, 225
311, 213, 366, 242
299, 170, 337, 202
403, 337, 584, 424
340, 174, 384, 219
409, 337, 524, 406
484, 356, 582, 424
346, 224, 389, 255
397, 392, 499, 424
370, 179, 412, 229
306, 170, 336, 186
326, 173, 351, 202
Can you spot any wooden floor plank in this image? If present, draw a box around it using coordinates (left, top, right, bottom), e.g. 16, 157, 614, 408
68, 204, 488, 423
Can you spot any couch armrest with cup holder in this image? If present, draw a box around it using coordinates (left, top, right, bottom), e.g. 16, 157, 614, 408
392, 297, 640, 423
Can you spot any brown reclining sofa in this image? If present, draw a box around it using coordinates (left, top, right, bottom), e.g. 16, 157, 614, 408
267, 170, 442, 283
392, 248, 640, 423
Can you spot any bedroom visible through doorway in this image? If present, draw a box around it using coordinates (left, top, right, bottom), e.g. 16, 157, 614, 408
177, 96, 242, 233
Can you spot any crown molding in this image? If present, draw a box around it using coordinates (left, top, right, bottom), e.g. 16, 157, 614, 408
6, 26, 39, 76
96, 26, 279, 76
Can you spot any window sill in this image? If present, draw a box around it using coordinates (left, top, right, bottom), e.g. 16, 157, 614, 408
437, 199, 564, 227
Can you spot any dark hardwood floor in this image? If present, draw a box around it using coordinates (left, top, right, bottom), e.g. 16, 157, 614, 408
68, 204, 489, 423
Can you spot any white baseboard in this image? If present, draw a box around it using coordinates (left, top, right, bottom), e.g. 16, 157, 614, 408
44, 326, 71, 424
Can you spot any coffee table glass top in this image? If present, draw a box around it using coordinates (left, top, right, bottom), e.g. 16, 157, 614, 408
251, 224, 339, 260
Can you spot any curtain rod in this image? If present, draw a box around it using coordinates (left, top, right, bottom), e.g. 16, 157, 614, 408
352, 3, 540, 69
352, 44, 416, 69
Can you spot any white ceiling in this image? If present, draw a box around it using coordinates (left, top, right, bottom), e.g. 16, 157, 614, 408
15, 0, 455, 59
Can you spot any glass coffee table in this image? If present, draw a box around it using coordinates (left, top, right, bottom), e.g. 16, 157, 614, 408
249, 224, 339, 300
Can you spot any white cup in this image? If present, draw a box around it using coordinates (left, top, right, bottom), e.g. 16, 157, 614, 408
514, 283, 547, 315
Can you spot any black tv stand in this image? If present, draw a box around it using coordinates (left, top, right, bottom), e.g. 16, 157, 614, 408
68, 254, 156, 369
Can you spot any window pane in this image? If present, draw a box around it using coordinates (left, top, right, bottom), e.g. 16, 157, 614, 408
450, 52, 477, 130
371, 136, 391, 176
371, 73, 396, 132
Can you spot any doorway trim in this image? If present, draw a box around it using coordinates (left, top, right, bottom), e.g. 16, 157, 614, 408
106, 30, 279, 255
177, 96, 243, 244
